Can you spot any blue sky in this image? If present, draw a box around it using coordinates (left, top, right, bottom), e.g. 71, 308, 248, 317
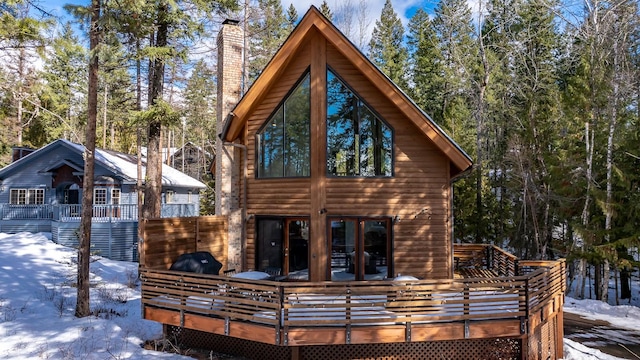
41, 0, 438, 26
282, 0, 438, 25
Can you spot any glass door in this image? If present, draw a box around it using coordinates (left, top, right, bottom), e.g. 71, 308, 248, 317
256, 218, 283, 275
256, 217, 309, 279
286, 219, 309, 279
329, 217, 391, 281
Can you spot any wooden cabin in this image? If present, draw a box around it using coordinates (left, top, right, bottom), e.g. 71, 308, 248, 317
215, 8, 473, 283
140, 7, 565, 359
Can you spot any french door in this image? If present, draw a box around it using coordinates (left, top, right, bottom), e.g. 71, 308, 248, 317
256, 217, 309, 279
329, 217, 391, 280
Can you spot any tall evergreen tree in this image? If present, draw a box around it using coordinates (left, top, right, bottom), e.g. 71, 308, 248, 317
247, 0, 289, 83
0, 0, 52, 149
285, 4, 298, 31
507, 0, 563, 259
184, 60, 216, 214
368, 0, 408, 90
319, 1, 333, 21
30, 23, 87, 146
406, 8, 441, 118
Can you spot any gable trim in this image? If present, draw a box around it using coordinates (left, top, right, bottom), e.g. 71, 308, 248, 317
221, 6, 472, 175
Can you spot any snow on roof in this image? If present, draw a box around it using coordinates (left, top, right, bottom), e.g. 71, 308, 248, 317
61, 139, 206, 189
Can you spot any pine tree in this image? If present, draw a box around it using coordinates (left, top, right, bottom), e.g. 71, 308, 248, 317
97, 37, 136, 152
0, 0, 52, 148
507, 0, 563, 259
406, 8, 441, 119
319, 1, 333, 21
368, 0, 408, 90
285, 4, 298, 31
29, 23, 87, 146
247, 0, 290, 83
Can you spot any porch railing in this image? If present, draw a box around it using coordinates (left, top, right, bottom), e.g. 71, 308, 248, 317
0, 204, 55, 220
140, 248, 565, 346
1, 203, 198, 222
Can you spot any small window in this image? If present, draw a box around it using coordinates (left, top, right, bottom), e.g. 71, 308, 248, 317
187, 191, 192, 203
111, 188, 120, 205
94, 188, 107, 205
10, 188, 44, 205
165, 190, 175, 204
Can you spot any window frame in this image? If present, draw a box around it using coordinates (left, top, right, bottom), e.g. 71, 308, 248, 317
94, 188, 107, 205
9, 188, 45, 205
326, 67, 395, 178
111, 188, 121, 205
256, 69, 311, 179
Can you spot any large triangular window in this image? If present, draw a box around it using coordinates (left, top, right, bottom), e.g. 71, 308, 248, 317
257, 72, 310, 178
326, 69, 393, 177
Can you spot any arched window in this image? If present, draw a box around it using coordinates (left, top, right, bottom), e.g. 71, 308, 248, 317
257, 72, 311, 178
326, 69, 393, 177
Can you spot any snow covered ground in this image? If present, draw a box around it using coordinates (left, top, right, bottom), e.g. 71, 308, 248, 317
0, 232, 637, 359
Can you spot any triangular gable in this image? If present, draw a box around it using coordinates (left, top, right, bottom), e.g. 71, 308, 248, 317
222, 6, 472, 175
41, 159, 84, 174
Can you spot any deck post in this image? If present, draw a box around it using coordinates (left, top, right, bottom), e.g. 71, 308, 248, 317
290, 346, 300, 360
520, 336, 528, 360
276, 286, 284, 345
345, 287, 351, 344
555, 307, 564, 359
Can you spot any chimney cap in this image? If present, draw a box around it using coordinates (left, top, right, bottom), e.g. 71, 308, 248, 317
222, 19, 240, 25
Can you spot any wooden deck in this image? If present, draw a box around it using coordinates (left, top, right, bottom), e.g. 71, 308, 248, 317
140, 244, 565, 359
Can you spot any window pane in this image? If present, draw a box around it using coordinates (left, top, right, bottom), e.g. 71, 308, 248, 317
330, 219, 356, 280
257, 73, 310, 178
327, 70, 392, 177
364, 220, 388, 272
327, 71, 357, 176
380, 121, 392, 176
259, 108, 285, 178
284, 75, 310, 177
359, 104, 375, 176
10, 189, 19, 205
27, 189, 44, 205
112, 189, 121, 205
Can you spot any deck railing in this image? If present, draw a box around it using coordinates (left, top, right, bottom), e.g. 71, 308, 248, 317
1, 203, 198, 222
140, 248, 565, 346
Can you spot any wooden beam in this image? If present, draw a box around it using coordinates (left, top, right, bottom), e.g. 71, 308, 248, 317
309, 31, 327, 282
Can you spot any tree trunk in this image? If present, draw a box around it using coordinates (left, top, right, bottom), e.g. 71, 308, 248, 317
600, 259, 610, 303
620, 268, 631, 299
75, 0, 100, 318
142, 3, 169, 220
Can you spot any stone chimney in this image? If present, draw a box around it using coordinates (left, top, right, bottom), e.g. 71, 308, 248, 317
215, 19, 243, 271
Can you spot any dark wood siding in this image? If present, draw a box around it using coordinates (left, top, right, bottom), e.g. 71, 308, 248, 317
326, 43, 452, 279
242, 35, 314, 270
